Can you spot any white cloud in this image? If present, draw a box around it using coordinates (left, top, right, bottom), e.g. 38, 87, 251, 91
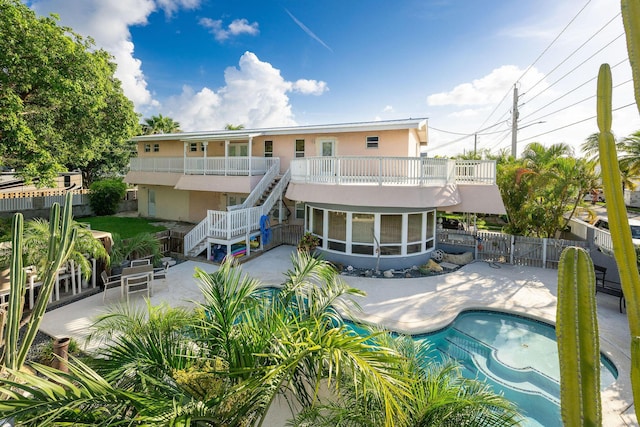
199, 17, 259, 42
28, 0, 202, 110
166, 52, 328, 131
292, 79, 328, 95
383, 105, 394, 113
427, 65, 547, 107
156, 0, 200, 17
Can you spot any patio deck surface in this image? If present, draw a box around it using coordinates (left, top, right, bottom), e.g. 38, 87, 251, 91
41, 245, 638, 426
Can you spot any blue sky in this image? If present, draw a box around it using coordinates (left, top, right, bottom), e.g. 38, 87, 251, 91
26, 0, 640, 156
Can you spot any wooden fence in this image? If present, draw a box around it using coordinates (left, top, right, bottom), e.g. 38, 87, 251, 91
437, 229, 588, 269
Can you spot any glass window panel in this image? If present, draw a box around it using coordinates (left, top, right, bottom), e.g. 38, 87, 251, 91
312, 208, 324, 236
264, 140, 273, 158
144, 144, 151, 152
407, 243, 422, 254
296, 202, 305, 220
425, 211, 435, 239
153, 144, 160, 152
426, 240, 434, 250
328, 211, 346, 241
408, 213, 422, 242
380, 245, 401, 256
352, 244, 374, 255
328, 241, 346, 252
352, 213, 374, 243
295, 139, 305, 157
380, 214, 402, 244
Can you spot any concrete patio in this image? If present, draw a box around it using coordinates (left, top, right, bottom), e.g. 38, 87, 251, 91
40, 245, 637, 426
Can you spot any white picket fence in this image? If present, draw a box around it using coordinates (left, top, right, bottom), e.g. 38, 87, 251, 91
0, 190, 90, 213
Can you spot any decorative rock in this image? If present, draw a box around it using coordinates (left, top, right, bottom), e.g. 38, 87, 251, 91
347, 265, 354, 272
425, 259, 443, 272
383, 269, 395, 278
364, 270, 373, 277
442, 251, 474, 265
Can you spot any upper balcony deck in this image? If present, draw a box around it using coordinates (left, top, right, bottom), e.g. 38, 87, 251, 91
289, 157, 497, 186
128, 156, 278, 176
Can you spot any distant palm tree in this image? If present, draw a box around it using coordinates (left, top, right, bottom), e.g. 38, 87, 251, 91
141, 114, 181, 135
225, 123, 245, 130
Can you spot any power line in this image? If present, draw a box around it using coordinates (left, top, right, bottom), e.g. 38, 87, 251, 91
518, 102, 636, 142
519, 78, 633, 128
521, 34, 625, 107
523, 13, 621, 96
476, 0, 593, 134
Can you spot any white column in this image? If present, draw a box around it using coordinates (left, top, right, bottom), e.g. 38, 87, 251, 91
183, 142, 188, 174
202, 141, 208, 175
225, 140, 229, 176
248, 136, 253, 176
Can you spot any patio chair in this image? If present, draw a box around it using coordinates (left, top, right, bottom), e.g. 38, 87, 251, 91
130, 259, 151, 267
101, 270, 122, 302
153, 260, 170, 281
124, 274, 150, 303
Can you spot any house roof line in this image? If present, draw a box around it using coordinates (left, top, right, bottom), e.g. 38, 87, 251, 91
131, 118, 428, 142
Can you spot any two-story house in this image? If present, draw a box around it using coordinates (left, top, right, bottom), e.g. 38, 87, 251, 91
125, 118, 505, 269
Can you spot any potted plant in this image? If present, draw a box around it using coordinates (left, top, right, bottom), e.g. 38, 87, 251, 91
298, 232, 320, 253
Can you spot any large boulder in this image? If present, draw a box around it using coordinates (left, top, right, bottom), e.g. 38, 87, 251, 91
442, 251, 474, 265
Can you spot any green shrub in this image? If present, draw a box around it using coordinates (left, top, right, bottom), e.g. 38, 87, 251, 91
89, 179, 127, 216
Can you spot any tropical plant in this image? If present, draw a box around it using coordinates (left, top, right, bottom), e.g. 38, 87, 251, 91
297, 232, 320, 252
141, 114, 181, 135
20, 218, 108, 280
497, 142, 599, 237
225, 124, 245, 130
0, 192, 77, 371
0, 251, 518, 426
108, 232, 161, 268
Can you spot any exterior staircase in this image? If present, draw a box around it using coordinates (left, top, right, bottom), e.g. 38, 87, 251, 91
184, 168, 291, 257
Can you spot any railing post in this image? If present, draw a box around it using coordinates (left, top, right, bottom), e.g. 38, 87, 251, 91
542, 237, 548, 268
510, 235, 515, 264
378, 158, 382, 186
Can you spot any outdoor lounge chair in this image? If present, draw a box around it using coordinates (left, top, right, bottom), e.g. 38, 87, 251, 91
101, 270, 122, 302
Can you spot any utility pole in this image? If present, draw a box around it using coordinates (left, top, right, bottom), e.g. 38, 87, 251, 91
511, 85, 519, 158
474, 133, 478, 157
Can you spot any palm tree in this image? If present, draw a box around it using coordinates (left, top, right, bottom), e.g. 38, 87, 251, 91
141, 114, 181, 135
0, 253, 520, 426
225, 124, 245, 130
22, 218, 108, 280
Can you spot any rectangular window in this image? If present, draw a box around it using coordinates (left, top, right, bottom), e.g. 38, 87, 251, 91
295, 139, 305, 158
312, 208, 324, 236
200, 143, 205, 151
407, 213, 422, 243
328, 211, 347, 241
190, 143, 198, 152
295, 202, 305, 220
352, 213, 374, 243
366, 136, 379, 149
153, 144, 160, 152
264, 140, 273, 158
144, 144, 151, 153
380, 214, 402, 244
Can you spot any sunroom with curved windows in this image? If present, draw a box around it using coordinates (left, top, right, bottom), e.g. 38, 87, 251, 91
306, 204, 436, 269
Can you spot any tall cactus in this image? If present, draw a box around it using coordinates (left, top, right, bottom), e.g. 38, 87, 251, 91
556, 246, 601, 426
0, 192, 77, 371
620, 1, 640, 420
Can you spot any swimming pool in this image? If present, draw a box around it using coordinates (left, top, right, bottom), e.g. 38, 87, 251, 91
349, 310, 617, 427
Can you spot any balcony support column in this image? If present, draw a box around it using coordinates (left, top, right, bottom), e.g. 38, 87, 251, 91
202, 141, 208, 175
224, 140, 229, 176
183, 142, 188, 175
248, 136, 253, 176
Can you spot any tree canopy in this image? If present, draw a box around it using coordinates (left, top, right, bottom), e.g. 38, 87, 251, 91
0, 0, 139, 186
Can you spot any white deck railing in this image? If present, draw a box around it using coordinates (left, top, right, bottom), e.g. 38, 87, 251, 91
594, 228, 614, 254
184, 168, 291, 255
289, 157, 497, 186
129, 157, 278, 176
228, 159, 281, 211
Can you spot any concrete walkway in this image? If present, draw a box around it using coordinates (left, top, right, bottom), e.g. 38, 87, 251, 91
41, 245, 638, 426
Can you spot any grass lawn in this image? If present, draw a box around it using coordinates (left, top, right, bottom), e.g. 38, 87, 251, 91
76, 216, 166, 239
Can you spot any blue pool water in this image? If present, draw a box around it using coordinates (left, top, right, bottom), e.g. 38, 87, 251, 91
348, 310, 617, 427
